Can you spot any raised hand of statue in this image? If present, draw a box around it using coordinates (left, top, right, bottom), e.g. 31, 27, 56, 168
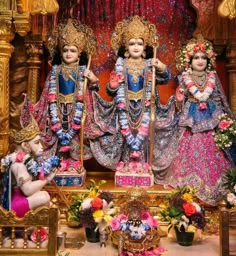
84, 69, 98, 84
109, 71, 124, 89
151, 58, 166, 72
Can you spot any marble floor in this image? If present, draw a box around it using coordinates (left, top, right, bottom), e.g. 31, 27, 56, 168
58, 224, 222, 256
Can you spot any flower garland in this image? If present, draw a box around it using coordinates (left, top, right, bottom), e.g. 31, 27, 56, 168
1, 152, 60, 179
115, 58, 152, 158
182, 71, 216, 108
48, 65, 84, 146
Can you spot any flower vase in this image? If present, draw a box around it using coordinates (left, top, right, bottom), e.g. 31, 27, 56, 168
85, 228, 100, 243
174, 226, 194, 246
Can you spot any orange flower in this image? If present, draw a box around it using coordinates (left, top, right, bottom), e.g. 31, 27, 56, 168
183, 202, 197, 216
91, 197, 103, 210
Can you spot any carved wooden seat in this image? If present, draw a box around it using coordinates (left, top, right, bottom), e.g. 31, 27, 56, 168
0, 204, 58, 256
219, 208, 236, 256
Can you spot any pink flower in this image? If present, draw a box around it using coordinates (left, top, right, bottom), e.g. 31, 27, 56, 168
145, 100, 151, 106
128, 161, 141, 172
141, 211, 152, 220
141, 212, 158, 228
117, 102, 126, 109
59, 146, 71, 152
121, 128, 131, 136
219, 120, 231, 130
138, 126, 149, 136
71, 123, 81, 130
51, 123, 61, 131
143, 162, 150, 172
110, 218, 121, 231
148, 72, 153, 81
38, 169, 45, 180
48, 93, 57, 101
15, 151, 26, 162
116, 161, 124, 171
199, 102, 207, 110
73, 160, 81, 169
60, 159, 70, 171
117, 213, 128, 222
130, 151, 141, 159
77, 95, 83, 101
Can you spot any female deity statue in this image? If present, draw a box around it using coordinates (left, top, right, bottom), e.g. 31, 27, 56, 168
157, 35, 235, 205
1, 96, 59, 218
34, 19, 102, 185
90, 16, 175, 187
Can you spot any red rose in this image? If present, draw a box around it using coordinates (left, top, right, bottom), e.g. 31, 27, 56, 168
91, 197, 103, 210
183, 202, 197, 216
218, 120, 231, 130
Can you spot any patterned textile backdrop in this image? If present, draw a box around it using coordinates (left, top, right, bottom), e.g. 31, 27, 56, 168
56, 0, 197, 102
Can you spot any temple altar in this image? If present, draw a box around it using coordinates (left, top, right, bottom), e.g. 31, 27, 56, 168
0, 1, 236, 255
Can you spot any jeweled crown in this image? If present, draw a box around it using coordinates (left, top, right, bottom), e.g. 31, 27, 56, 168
111, 15, 157, 50
12, 117, 40, 144
47, 19, 96, 58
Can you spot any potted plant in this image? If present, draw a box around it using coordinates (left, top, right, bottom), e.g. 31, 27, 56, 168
67, 179, 116, 243
160, 185, 206, 246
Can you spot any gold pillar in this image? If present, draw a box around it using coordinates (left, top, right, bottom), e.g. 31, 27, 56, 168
0, 15, 14, 158
226, 45, 236, 114
25, 38, 43, 103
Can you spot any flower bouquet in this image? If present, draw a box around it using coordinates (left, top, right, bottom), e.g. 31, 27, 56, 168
67, 179, 115, 242
160, 186, 206, 245
214, 114, 236, 150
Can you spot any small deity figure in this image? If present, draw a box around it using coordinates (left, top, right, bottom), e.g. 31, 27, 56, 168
34, 19, 103, 185
1, 96, 59, 218
156, 35, 235, 205
90, 16, 175, 187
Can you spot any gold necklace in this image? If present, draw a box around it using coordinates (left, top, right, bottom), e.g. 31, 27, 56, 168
60, 61, 79, 81
126, 58, 145, 83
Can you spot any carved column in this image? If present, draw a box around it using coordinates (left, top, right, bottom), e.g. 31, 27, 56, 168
226, 45, 236, 114
25, 38, 43, 103
0, 15, 14, 158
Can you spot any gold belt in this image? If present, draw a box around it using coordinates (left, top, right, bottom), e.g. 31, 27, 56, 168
128, 89, 143, 101
58, 93, 74, 103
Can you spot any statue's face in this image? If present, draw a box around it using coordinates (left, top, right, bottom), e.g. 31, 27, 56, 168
61, 45, 80, 64
191, 51, 207, 73
27, 135, 44, 157
128, 38, 144, 59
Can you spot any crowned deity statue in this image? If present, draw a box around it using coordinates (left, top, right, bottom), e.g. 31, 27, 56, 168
90, 16, 176, 187
34, 19, 103, 186
1, 96, 60, 218
155, 35, 235, 205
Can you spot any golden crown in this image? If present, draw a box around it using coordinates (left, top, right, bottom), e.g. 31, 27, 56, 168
47, 19, 96, 57
111, 16, 157, 50
11, 116, 40, 144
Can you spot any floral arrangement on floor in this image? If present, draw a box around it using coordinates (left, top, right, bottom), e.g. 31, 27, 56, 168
160, 186, 206, 233
222, 168, 236, 208
110, 211, 158, 240
118, 247, 166, 256
67, 179, 115, 232
214, 113, 236, 150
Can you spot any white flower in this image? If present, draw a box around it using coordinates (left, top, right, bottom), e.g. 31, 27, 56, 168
227, 193, 236, 205
192, 202, 201, 212
81, 198, 93, 210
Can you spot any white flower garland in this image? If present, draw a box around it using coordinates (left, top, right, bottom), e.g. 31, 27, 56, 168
182, 71, 216, 102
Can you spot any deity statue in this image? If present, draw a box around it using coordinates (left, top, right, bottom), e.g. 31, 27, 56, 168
1, 96, 59, 218
156, 35, 235, 206
34, 19, 103, 186
90, 16, 175, 187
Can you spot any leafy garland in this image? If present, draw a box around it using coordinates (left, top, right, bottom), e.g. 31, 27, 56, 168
48, 65, 84, 146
